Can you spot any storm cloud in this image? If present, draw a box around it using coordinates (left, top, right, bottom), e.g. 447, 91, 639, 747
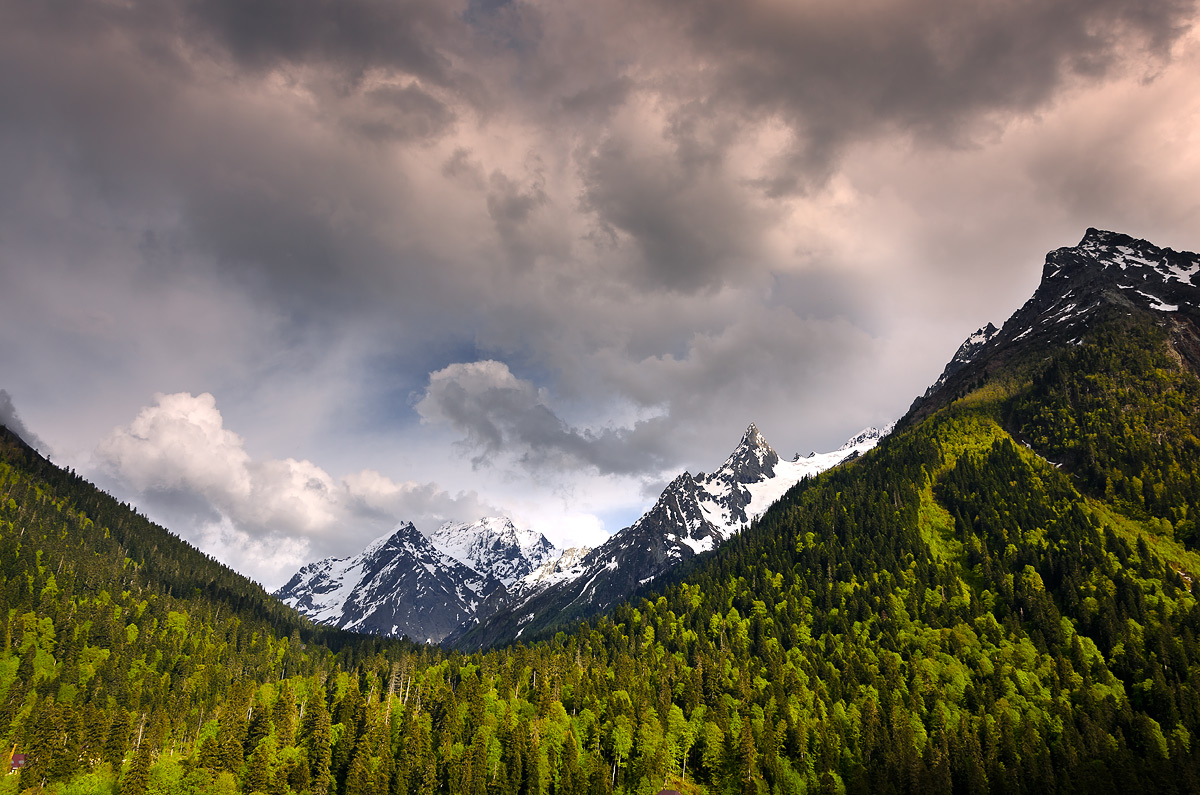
3, 0, 1199, 584
416, 360, 672, 475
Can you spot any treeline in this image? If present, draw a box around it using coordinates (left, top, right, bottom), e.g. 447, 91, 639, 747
5, 311, 1200, 794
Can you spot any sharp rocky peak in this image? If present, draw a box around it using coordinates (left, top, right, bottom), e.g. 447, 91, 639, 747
950, 229, 1197, 371
1042, 228, 1199, 287
741, 422, 767, 447
717, 423, 780, 483
274, 518, 504, 643
837, 425, 894, 452
430, 516, 557, 589
906, 229, 1200, 426
362, 520, 422, 557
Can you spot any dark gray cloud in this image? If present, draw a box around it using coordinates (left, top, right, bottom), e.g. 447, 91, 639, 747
560, 77, 635, 120
487, 169, 552, 267
4, 0, 1190, 311
354, 84, 457, 142
415, 360, 672, 475
580, 133, 771, 293
185, 0, 461, 84
0, 0, 484, 322
645, 0, 1195, 190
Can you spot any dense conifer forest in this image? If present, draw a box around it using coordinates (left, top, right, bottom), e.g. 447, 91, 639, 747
5, 310, 1200, 794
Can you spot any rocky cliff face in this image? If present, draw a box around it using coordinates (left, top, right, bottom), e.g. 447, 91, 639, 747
906, 228, 1200, 426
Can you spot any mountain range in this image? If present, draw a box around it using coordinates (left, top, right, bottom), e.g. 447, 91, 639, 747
446, 422, 892, 649
276, 422, 891, 644
278, 230, 1200, 650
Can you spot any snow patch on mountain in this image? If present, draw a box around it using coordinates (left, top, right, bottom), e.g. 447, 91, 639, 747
1015, 228, 1200, 340
517, 546, 592, 594
274, 520, 505, 642
431, 517, 557, 588
923, 323, 1000, 400
741, 424, 892, 521
541, 423, 888, 607
687, 422, 890, 538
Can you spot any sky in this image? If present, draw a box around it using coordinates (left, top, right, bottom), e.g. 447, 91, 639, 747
3, 0, 1200, 589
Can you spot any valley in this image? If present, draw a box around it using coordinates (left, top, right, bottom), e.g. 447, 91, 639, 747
3, 229, 1200, 793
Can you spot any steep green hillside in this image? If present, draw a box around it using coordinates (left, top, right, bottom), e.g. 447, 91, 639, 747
7, 305, 1200, 794
0, 427, 435, 795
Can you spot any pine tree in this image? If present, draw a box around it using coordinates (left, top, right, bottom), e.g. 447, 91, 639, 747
104, 710, 133, 770
737, 712, 757, 795
343, 747, 370, 795
273, 681, 297, 747
305, 689, 333, 795
19, 695, 57, 790
119, 740, 151, 795
246, 702, 272, 753
243, 736, 274, 794
197, 735, 223, 770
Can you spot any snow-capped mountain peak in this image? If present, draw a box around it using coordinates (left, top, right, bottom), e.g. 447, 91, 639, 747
431, 517, 557, 588
837, 424, 896, 452
516, 546, 592, 595
447, 420, 895, 649
275, 519, 505, 643
360, 520, 418, 559
715, 422, 781, 482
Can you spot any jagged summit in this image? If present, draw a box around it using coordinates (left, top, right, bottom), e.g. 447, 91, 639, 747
447, 421, 892, 649
1078, 226, 1119, 247
920, 323, 1001, 401
275, 518, 506, 643
360, 520, 421, 558
431, 516, 557, 589
998, 228, 1199, 358
718, 422, 781, 483
1042, 227, 1199, 287
907, 229, 1200, 425
837, 425, 895, 452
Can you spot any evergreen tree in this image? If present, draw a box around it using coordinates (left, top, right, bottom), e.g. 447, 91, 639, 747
243, 736, 274, 794
119, 740, 151, 795
304, 689, 333, 795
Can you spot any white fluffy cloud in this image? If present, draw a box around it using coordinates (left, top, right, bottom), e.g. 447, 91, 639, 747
96, 392, 497, 587
98, 392, 254, 505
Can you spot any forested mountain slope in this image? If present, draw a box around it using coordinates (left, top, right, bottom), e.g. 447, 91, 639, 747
0, 425, 435, 795
5, 229, 1200, 794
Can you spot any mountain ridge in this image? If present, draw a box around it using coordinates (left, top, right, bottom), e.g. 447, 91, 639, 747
274, 520, 507, 643
905, 227, 1200, 429
430, 516, 558, 589
276, 420, 891, 646
446, 421, 891, 649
